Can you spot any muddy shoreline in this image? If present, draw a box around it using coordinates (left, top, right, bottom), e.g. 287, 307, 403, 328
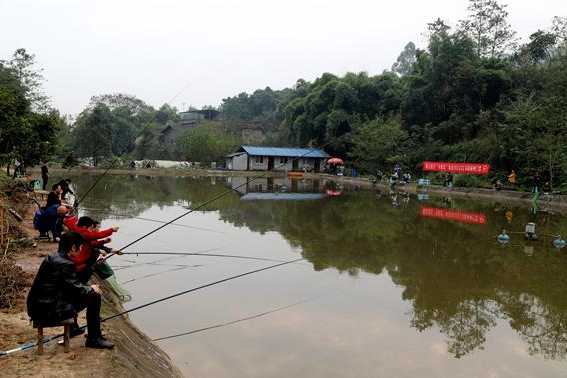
0, 198, 182, 377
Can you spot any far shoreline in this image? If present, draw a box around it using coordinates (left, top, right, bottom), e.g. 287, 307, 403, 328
29, 166, 567, 212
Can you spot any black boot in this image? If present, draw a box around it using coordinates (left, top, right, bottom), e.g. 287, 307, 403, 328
85, 337, 114, 349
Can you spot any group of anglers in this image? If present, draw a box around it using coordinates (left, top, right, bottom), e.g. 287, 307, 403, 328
27, 180, 122, 349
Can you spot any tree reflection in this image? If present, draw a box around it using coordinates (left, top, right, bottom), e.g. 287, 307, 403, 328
68, 174, 567, 360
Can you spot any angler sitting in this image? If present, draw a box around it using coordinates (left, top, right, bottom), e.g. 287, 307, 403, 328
46, 184, 62, 208
26, 232, 114, 349
63, 215, 119, 283
34, 205, 69, 241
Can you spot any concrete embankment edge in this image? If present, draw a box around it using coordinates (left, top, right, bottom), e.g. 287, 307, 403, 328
98, 276, 184, 377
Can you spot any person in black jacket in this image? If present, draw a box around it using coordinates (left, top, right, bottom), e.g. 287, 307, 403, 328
46, 184, 62, 208
26, 232, 114, 349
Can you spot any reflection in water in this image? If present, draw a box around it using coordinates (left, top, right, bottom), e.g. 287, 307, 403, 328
64, 174, 567, 374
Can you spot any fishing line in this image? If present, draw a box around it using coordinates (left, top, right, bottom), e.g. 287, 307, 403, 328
110, 247, 224, 271
79, 209, 225, 234
104, 143, 334, 260
153, 296, 317, 342
77, 157, 119, 205
0, 257, 303, 356
113, 261, 207, 271
120, 265, 203, 286
121, 252, 287, 263
102, 257, 304, 322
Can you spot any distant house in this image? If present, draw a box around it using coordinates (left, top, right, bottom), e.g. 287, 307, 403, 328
225, 145, 329, 172
179, 111, 204, 128
179, 109, 220, 128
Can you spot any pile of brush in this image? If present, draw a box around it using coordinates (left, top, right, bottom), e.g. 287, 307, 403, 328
0, 256, 25, 309
0, 196, 27, 309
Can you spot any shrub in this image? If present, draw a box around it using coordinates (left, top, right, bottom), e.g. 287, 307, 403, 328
454, 174, 481, 188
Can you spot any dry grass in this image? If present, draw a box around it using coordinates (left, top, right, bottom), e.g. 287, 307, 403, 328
0, 256, 26, 309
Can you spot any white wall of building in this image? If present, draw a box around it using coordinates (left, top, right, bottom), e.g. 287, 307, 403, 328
227, 154, 325, 171
248, 155, 268, 170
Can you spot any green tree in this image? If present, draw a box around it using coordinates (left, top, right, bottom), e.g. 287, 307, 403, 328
349, 118, 407, 173
4, 48, 49, 111
177, 122, 239, 162
392, 42, 417, 76
72, 104, 113, 166
0, 49, 60, 169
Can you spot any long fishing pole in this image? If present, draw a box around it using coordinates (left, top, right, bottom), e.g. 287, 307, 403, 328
104, 144, 334, 261
76, 157, 119, 205
153, 297, 316, 342
0, 257, 303, 356
103, 257, 303, 322
79, 209, 225, 234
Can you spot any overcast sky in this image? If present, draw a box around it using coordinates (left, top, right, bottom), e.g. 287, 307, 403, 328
1, 0, 565, 116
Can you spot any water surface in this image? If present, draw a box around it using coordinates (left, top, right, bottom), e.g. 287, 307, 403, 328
68, 174, 567, 378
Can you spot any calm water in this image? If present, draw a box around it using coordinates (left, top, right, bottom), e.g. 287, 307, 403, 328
67, 174, 567, 378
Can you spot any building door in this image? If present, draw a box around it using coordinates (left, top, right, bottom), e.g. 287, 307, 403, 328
314, 159, 320, 172
268, 157, 274, 170
292, 159, 299, 171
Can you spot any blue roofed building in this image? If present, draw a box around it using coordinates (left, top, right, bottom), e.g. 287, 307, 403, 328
225, 145, 330, 172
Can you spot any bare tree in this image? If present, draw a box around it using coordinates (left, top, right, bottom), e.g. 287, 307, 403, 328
458, 0, 517, 58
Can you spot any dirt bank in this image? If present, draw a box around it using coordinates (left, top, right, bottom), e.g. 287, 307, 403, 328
0, 189, 182, 377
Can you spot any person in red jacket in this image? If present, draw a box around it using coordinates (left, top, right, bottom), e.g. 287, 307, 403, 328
63, 215, 119, 281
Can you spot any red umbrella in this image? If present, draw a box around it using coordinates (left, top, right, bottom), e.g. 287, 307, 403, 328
327, 157, 344, 165
326, 189, 342, 197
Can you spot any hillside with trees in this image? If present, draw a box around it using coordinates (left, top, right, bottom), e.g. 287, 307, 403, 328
3, 0, 565, 190
219, 1, 567, 189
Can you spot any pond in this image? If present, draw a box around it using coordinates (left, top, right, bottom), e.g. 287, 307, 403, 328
67, 174, 567, 377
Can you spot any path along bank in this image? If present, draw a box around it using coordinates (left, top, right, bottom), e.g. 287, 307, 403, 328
0, 179, 182, 378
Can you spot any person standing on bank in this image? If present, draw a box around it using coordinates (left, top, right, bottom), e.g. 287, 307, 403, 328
13, 158, 21, 178
26, 232, 114, 349
532, 172, 541, 194
41, 162, 49, 190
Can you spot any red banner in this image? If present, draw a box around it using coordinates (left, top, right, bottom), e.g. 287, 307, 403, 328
422, 161, 490, 175
420, 206, 487, 225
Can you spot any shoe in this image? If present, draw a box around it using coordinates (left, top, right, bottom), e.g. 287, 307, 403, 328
85, 337, 114, 349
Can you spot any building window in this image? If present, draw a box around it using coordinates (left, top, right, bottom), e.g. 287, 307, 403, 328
280, 157, 287, 164
255, 156, 263, 164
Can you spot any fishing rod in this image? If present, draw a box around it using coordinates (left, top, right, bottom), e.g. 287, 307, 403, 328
76, 157, 120, 205
79, 209, 225, 234
103, 143, 335, 261
114, 252, 297, 285
153, 297, 316, 342
103, 257, 303, 321
0, 257, 303, 357
71, 81, 193, 206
